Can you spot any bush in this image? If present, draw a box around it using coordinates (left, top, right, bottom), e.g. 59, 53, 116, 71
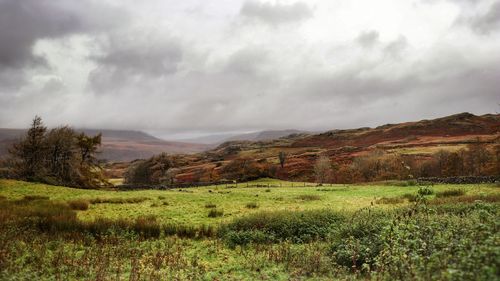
208, 208, 224, 218
330, 209, 392, 269
417, 186, 434, 196
374, 203, 499, 280
66, 199, 89, 210
245, 202, 259, 209
435, 188, 465, 198
220, 209, 344, 246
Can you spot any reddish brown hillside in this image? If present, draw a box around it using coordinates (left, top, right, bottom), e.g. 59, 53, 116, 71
165, 113, 500, 183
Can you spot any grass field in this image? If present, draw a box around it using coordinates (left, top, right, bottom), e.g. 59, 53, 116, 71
1, 178, 497, 225
0, 178, 499, 280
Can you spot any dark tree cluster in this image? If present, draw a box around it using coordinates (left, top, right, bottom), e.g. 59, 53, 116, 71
6, 116, 108, 188
124, 153, 178, 184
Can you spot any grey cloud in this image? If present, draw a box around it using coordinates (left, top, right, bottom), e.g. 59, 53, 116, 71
240, 1, 313, 25
356, 30, 380, 48
383, 36, 409, 58
88, 33, 184, 94
224, 48, 269, 75
466, 1, 500, 34
0, 0, 125, 68
0, 0, 127, 93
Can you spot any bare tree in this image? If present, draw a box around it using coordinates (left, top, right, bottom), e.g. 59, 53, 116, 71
314, 156, 332, 184
278, 151, 287, 168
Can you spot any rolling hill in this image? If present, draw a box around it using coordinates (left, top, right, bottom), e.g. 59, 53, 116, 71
163, 112, 500, 182
0, 128, 211, 162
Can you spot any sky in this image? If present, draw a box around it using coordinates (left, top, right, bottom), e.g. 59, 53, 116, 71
0, 0, 499, 139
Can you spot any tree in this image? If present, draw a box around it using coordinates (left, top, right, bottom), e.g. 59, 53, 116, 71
76, 133, 101, 166
278, 151, 287, 168
45, 126, 78, 184
8, 117, 107, 188
314, 156, 332, 184
9, 116, 47, 180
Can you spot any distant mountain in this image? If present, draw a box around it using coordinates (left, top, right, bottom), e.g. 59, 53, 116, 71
0, 128, 211, 162
183, 129, 311, 144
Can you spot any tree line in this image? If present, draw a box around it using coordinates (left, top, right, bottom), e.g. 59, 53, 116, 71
1, 116, 108, 188
124, 140, 499, 185
313, 141, 500, 183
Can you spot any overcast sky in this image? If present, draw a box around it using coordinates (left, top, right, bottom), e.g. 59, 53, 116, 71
0, 0, 498, 139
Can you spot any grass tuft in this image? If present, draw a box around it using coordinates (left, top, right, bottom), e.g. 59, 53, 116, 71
436, 188, 466, 198
208, 208, 224, 218
245, 202, 259, 209
375, 197, 404, 204
66, 199, 89, 210
296, 194, 321, 201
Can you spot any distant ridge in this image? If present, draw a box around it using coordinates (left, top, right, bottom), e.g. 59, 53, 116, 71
183, 129, 311, 144
0, 128, 211, 162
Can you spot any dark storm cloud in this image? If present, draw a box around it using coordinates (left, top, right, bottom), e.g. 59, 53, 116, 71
0, 0, 125, 68
0, 0, 126, 91
240, 1, 313, 25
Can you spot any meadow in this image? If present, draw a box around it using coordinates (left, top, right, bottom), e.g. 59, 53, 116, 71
0, 178, 499, 280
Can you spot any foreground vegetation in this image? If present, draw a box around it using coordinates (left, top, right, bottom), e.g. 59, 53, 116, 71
0, 179, 499, 280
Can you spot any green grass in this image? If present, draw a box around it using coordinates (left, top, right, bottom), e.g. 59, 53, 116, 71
0, 178, 499, 280
1, 179, 498, 226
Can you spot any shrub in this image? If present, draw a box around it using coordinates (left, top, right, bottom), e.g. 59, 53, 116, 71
220, 209, 344, 246
374, 203, 499, 280
208, 208, 224, 218
245, 202, 259, 209
66, 199, 89, 211
296, 194, 321, 201
435, 188, 465, 198
330, 209, 392, 269
417, 186, 434, 196
205, 203, 217, 208
375, 197, 404, 204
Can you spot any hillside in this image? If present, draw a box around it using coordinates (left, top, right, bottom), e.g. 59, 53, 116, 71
181, 129, 311, 144
0, 128, 211, 162
162, 113, 500, 183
